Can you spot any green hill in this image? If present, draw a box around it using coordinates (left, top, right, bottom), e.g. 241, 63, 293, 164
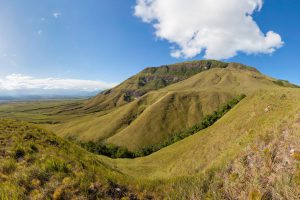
69, 60, 229, 113
50, 62, 297, 151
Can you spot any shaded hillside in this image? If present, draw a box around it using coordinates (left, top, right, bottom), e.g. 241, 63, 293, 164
80, 60, 229, 112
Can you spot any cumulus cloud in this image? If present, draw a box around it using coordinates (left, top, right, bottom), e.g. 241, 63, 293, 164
134, 0, 283, 59
0, 74, 116, 92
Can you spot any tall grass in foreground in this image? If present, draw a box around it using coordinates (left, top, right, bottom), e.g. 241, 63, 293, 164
80, 94, 246, 158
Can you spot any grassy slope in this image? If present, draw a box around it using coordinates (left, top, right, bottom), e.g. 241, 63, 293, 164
0, 119, 154, 199
2, 88, 300, 199
112, 88, 300, 199
113, 88, 300, 177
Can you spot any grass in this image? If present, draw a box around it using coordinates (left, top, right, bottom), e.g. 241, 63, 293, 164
43, 158, 70, 173
0, 99, 84, 126
0, 89, 300, 199
133, 94, 246, 156
1, 159, 17, 174
80, 94, 246, 158
1, 61, 300, 199
0, 119, 152, 199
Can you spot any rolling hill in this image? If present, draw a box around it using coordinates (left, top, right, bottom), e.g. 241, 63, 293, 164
49, 61, 298, 151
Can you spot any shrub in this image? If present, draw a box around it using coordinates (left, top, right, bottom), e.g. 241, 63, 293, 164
80, 142, 135, 158
14, 148, 25, 160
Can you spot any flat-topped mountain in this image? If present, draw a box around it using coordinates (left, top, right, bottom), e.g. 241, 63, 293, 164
51, 61, 298, 151
81, 60, 230, 112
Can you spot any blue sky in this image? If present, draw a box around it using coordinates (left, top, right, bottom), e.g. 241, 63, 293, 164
0, 0, 299, 94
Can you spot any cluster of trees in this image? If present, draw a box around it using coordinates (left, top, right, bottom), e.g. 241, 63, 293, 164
80, 141, 135, 158
80, 94, 246, 159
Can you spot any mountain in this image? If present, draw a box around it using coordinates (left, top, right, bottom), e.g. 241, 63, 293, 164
77, 60, 229, 113
51, 61, 298, 151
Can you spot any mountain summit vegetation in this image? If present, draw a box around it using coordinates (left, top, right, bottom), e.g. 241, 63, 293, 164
1, 60, 300, 199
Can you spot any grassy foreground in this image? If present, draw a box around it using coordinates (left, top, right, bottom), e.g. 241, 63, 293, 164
0, 119, 155, 199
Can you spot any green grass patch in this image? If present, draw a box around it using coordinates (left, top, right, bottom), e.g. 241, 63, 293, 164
42, 158, 70, 173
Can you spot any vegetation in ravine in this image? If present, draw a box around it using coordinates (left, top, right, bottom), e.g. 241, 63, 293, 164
80, 141, 136, 158
80, 94, 246, 158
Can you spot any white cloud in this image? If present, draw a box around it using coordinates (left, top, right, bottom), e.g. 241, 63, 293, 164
0, 74, 116, 92
53, 12, 61, 18
134, 0, 283, 59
